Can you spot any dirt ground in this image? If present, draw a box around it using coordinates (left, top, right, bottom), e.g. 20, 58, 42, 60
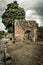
7, 41, 43, 65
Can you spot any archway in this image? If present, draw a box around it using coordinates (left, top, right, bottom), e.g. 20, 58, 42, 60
24, 30, 32, 41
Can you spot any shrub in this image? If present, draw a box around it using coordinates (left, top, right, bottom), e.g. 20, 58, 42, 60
5, 41, 8, 44
12, 40, 15, 44
10, 38, 12, 40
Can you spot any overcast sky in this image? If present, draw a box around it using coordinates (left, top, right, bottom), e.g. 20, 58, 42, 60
0, 0, 43, 30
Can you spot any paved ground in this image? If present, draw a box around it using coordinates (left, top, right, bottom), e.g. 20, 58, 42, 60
7, 42, 43, 65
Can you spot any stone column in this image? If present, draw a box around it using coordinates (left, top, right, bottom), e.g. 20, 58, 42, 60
32, 29, 37, 42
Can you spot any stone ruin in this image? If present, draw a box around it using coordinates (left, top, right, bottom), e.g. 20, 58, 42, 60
14, 20, 38, 42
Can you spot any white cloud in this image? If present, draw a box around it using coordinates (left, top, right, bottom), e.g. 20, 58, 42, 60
4, 0, 43, 10
5, 0, 23, 3
25, 10, 42, 26
0, 19, 5, 31
0, 0, 43, 29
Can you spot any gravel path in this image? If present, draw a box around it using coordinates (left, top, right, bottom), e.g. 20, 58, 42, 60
7, 42, 43, 65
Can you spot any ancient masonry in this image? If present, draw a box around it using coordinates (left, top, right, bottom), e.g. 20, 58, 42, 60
14, 20, 38, 42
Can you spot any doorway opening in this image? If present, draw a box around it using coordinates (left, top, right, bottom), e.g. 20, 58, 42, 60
24, 30, 32, 41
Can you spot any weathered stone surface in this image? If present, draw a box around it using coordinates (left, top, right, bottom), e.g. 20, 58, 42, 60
14, 20, 38, 42
0, 39, 12, 65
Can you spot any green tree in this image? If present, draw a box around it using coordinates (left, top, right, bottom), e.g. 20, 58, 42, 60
2, 1, 25, 33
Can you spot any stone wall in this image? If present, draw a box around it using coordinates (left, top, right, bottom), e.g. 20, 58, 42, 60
14, 20, 38, 42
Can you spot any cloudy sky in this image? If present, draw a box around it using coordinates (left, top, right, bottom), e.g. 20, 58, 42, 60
0, 0, 43, 30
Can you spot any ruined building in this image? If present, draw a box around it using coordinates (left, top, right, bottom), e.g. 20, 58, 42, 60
14, 20, 38, 42
37, 27, 43, 41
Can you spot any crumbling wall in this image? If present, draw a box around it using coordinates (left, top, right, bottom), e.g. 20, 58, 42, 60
14, 20, 24, 41
14, 20, 38, 42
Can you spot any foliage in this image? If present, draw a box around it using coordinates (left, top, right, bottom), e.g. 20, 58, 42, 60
0, 31, 5, 35
10, 37, 12, 40
7, 27, 13, 33
0, 31, 7, 36
38, 27, 43, 41
0, 31, 6, 39
2, 1, 25, 33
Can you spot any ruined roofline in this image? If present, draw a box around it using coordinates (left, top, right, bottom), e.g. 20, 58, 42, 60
14, 19, 36, 22
14, 19, 26, 22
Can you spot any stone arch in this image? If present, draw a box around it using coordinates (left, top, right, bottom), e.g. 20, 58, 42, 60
24, 29, 32, 41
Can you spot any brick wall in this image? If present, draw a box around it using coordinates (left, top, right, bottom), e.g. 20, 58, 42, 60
14, 20, 38, 42
14, 21, 24, 41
